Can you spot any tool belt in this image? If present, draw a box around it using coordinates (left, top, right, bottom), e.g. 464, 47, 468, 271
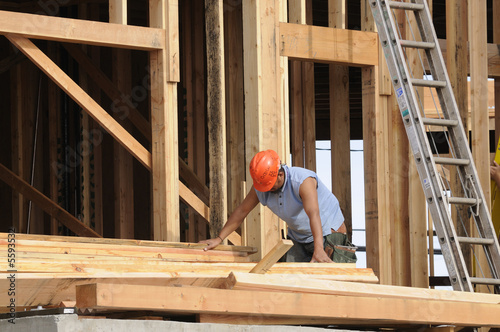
324, 227, 358, 263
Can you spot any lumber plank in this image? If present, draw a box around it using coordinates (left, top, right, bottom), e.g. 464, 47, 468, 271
0, 233, 255, 254
149, 1, 179, 241
0, 10, 164, 50
0, 164, 100, 238
75, 283, 500, 327
205, 0, 228, 238
0, 276, 227, 308
249, 239, 293, 274
224, 272, 500, 304
279, 22, 378, 66
6, 34, 152, 170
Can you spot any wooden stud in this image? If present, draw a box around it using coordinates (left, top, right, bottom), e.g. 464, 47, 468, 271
279, 23, 379, 66
302, 0, 316, 172
149, 0, 180, 241
249, 239, 293, 274
329, 0, 352, 238
446, 0, 472, 274
0, 10, 165, 50
289, 1, 305, 168
205, 0, 227, 238
7, 35, 152, 170
388, 9, 410, 287
224, 0, 246, 217
110, 0, 134, 240
468, 0, 491, 291
242, 0, 284, 260
494, 0, 500, 147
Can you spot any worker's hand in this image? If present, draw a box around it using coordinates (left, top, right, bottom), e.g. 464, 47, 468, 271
199, 237, 222, 251
310, 248, 333, 263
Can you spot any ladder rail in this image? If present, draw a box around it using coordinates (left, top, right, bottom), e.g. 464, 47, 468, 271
371, 0, 472, 291
412, 0, 500, 282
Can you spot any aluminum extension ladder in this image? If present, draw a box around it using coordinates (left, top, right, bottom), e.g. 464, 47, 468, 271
369, 0, 500, 292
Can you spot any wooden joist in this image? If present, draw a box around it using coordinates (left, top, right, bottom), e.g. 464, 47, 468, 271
0, 10, 164, 50
224, 272, 500, 304
279, 22, 378, 66
75, 282, 500, 327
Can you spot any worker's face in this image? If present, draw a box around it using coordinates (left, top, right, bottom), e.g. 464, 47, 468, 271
269, 171, 284, 192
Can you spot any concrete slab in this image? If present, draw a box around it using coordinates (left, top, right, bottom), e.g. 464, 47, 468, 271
0, 314, 365, 332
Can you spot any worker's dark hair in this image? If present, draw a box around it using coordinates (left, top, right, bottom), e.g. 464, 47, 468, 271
278, 164, 285, 174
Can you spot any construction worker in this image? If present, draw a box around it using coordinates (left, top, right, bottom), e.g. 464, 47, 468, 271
200, 149, 356, 263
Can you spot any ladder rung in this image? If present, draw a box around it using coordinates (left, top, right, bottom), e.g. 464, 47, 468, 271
447, 197, 481, 205
422, 118, 458, 127
400, 40, 435, 49
387, 1, 425, 11
469, 277, 500, 285
411, 78, 447, 88
456, 236, 495, 245
434, 157, 470, 166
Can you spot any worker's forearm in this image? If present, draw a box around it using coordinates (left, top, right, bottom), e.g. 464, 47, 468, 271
309, 214, 325, 249
218, 208, 246, 240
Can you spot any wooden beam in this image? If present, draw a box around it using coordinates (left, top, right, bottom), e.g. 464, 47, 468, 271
110, 0, 134, 240
329, 0, 351, 239
109, 0, 127, 24
149, 0, 180, 242
279, 23, 378, 66
0, 233, 255, 254
205, 0, 227, 238
6, 34, 152, 170
446, 0, 472, 275
495, 0, 500, 149
0, 163, 101, 237
76, 282, 500, 327
249, 239, 293, 274
243, 0, 284, 260
225, 272, 500, 304
62, 43, 151, 140
469, 0, 491, 292
0, 10, 164, 50
224, 0, 246, 223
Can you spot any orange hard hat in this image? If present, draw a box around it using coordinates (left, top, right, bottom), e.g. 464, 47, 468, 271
249, 150, 280, 192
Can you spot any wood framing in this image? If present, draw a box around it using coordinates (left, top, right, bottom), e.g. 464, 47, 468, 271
0, 10, 164, 50
76, 282, 500, 327
279, 23, 378, 66
0, 163, 101, 237
329, 0, 352, 238
205, 0, 227, 238
242, 0, 285, 259
149, 0, 180, 241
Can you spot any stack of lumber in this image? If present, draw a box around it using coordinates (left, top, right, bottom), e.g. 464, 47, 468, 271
2, 233, 500, 329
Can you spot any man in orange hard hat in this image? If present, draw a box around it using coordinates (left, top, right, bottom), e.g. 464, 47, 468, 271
200, 149, 356, 263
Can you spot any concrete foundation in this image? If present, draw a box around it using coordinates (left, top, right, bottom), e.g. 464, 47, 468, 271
0, 314, 364, 332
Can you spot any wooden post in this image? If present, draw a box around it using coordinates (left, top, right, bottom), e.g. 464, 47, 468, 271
494, 0, 500, 147
361, 0, 391, 285
302, 0, 315, 172
289, 0, 305, 168
468, 0, 491, 291
446, 0, 471, 275
328, 0, 352, 239
149, 0, 180, 241
110, 0, 134, 239
243, 0, 284, 259
205, 0, 227, 238
224, 0, 246, 217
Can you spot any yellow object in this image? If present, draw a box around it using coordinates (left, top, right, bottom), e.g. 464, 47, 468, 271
490, 138, 500, 239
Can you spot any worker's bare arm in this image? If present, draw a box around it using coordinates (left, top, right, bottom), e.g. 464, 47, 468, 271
300, 177, 333, 263
199, 186, 260, 250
